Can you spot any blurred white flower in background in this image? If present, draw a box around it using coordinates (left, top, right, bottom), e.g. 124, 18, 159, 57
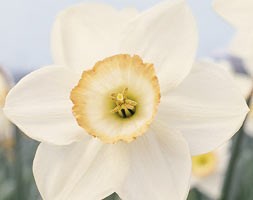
191, 142, 230, 199
3, 0, 249, 199
213, 0, 253, 76
0, 67, 14, 150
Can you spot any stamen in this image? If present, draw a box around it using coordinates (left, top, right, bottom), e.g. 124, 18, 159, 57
111, 88, 137, 118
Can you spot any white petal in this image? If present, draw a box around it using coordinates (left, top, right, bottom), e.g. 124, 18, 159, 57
0, 110, 14, 143
216, 59, 252, 99
120, 0, 198, 93
51, 3, 138, 73
3, 66, 86, 145
157, 61, 249, 155
213, 0, 253, 29
33, 139, 129, 200
215, 142, 231, 173
118, 125, 191, 200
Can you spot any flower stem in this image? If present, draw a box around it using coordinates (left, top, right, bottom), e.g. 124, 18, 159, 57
220, 125, 245, 200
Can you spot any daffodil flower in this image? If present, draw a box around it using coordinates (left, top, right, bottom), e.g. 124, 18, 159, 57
3, 1, 249, 199
191, 142, 230, 199
0, 67, 14, 150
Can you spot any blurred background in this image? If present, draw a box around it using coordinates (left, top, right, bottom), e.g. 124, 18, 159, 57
1, 0, 252, 200
0, 0, 234, 77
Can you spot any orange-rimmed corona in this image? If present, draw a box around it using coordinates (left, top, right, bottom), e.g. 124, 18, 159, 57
71, 54, 161, 143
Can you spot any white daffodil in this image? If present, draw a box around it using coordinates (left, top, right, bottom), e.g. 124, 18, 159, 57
191, 142, 230, 199
213, 0, 253, 76
3, 1, 249, 200
0, 67, 14, 150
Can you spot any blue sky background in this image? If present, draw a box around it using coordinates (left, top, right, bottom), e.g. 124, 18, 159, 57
0, 0, 234, 74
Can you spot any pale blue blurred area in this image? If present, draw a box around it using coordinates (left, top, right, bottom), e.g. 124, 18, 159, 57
0, 0, 234, 75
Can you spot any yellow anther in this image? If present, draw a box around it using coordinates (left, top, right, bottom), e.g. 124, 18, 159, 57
125, 99, 137, 106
